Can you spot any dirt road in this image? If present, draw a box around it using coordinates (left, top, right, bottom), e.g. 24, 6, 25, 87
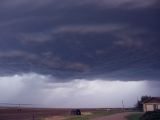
45, 116, 65, 120
91, 112, 138, 120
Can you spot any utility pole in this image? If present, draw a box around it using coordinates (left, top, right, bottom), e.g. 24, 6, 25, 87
122, 100, 125, 112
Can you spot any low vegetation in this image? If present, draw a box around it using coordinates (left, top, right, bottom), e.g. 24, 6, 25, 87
127, 113, 142, 120
140, 111, 160, 120
135, 96, 152, 111
127, 111, 160, 120
66, 110, 121, 120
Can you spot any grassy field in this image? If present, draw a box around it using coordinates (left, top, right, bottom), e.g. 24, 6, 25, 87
126, 113, 143, 120
65, 111, 121, 120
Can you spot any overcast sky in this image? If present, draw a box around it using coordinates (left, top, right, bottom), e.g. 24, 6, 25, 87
0, 0, 160, 108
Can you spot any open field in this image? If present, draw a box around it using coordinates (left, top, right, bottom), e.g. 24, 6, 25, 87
0, 107, 141, 120
0, 107, 70, 120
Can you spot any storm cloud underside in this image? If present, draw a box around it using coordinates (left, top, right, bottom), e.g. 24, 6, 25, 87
0, 0, 160, 81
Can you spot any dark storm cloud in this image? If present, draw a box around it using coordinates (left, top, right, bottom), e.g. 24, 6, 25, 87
0, 0, 158, 10
0, 0, 160, 81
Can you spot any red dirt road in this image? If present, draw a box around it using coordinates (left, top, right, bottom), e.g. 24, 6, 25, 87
45, 116, 65, 120
91, 112, 139, 120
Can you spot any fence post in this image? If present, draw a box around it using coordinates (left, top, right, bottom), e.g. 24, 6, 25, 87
33, 113, 35, 120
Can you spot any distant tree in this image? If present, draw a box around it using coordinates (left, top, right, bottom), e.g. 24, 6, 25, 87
135, 96, 152, 109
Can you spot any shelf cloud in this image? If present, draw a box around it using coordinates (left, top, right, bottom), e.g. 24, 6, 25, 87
0, 0, 160, 81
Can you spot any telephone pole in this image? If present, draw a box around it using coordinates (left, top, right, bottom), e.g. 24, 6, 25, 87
122, 100, 125, 112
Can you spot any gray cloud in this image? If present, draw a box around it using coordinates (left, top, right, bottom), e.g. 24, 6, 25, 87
0, 0, 158, 10
0, 0, 159, 81
15, 24, 126, 43
17, 33, 53, 43
69, 0, 158, 9
0, 50, 90, 77
0, 51, 36, 59
54, 24, 126, 34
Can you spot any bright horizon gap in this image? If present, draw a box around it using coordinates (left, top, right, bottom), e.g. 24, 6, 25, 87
0, 73, 159, 108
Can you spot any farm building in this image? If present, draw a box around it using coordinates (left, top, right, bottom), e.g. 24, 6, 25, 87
143, 97, 160, 112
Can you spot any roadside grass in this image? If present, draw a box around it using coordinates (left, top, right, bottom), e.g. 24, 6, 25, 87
126, 113, 143, 120
65, 111, 121, 120
140, 111, 160, 120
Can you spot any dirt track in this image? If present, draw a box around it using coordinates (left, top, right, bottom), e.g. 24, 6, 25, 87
91, 112, 138, 120
45, 116, 65, 120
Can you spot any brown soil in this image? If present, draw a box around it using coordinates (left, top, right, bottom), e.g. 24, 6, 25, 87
0, 108, 70, 120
